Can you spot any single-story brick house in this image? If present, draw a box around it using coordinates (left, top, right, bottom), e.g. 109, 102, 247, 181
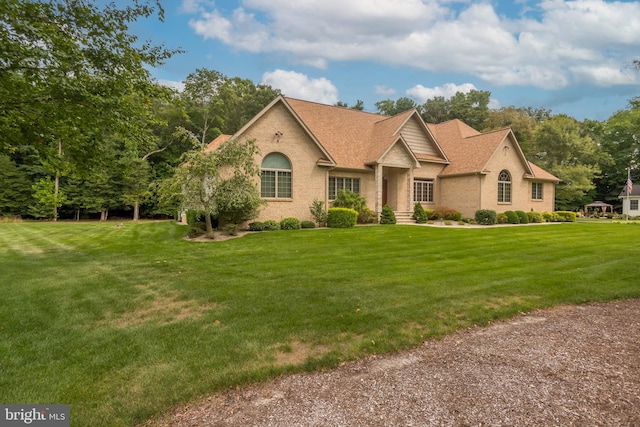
207, 95, 559, 222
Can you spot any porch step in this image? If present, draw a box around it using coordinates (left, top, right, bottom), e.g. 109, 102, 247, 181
393, 211, 415, 224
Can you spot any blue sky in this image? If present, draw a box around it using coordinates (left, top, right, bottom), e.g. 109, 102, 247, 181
130, 0, 640, 121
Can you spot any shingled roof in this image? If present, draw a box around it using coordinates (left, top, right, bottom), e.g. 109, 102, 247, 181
208, 96, 558, 182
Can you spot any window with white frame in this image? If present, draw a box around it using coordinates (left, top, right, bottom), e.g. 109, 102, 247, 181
631, 200, 639, 210
329, 177, 360, 200
414, 179, 434, 202
261, 153, 292, 198
498, 170, 512, 203
532, 182, 543, 200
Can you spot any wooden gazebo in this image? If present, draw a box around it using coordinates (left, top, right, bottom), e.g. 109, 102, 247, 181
584, 201, 613, 216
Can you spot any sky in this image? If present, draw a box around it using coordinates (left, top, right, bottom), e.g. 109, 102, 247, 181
129, 0, 640, 121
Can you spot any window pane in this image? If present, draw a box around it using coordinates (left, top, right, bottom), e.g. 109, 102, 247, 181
329, 177, 360, 199
329, 177, 336, 199
261, 170, 275, 197
262, 153, 291, 169
631, 200, 638, 210
277, 171, 292, 198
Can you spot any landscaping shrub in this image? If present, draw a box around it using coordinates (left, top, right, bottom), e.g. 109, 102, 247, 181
504, 211, 520, 224
280, 217, 301, 230
412, 203, 428, 223
542, 211, 558, 222
527, 211, 544, 223
475, 209, 497, 225
309, 199, 328, 227
431, 206, 461, 221
555, 211, 577, 222
301, 220, 316, 229
358, 207, 378, 224
187, 221, 206, 238
248, 221, 265, 231
262, 219, 280, 231
379, 204, 396, 224
327, 208, 358, 228
332, 189, 366, 212
222, 223, 238, 236
515, 210, 529, 224
497, 213, 508, 224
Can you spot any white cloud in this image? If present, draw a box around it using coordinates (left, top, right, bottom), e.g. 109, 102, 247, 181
185, 0, 640, 89
157, 79, 185, 92
406, 83, 477, 103
375, 85, 397, 96
261, 70, 339, 104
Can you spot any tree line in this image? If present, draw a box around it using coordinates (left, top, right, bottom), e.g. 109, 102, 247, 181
1, 0, 638, 221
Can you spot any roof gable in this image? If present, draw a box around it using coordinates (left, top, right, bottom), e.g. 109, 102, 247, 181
430, 120, 538, 178
282, 97, 447, 169
228, 95, 337, 167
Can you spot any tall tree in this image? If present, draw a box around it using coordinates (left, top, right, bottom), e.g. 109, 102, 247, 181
532, 115, 607, 210
420, 90, 491, 129
182, 68, 226, 148
1, 0, 179, 219
594, 106, 640, 202
218, 78, 281, 134
375, 97, 417, 116
483, 106, 551, 156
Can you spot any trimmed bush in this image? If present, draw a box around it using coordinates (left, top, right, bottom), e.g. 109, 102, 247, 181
379, 204, 396, 224
475, 209, 497, 225
327, 208, 358, 228
248, 221, 265, 231
431, 206, 461, 221
262, 219, 280, 231
504, 211, 520, 224
412, 203, 428, 223
515, 210, 529, 224
358, 207, 378, 224
527, 211, 544, 223
555, 211, 577, 222
497, 213, 508, 224
541, 211, 557, 222
301, 220, 316, 229
280, 217, 301, 230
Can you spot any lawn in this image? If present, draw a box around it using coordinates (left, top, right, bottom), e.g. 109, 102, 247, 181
1, 221, 639, 426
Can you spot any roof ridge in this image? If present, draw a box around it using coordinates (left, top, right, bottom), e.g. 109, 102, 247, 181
283, 96, 383, 118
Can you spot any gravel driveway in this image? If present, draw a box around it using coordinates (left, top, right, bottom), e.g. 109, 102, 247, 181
146, 298, 640, 426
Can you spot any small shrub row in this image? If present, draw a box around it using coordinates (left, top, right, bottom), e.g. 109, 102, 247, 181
248, 217, 316, 231
476, 209, 578, 225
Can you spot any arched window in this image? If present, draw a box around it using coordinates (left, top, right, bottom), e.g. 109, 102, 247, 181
498, 170, 511, 203
261, 153, 292, 198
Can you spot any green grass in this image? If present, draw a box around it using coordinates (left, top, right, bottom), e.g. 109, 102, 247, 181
1, 221, 639, 426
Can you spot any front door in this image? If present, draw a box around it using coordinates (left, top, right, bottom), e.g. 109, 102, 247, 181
382, 177, 388, 207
